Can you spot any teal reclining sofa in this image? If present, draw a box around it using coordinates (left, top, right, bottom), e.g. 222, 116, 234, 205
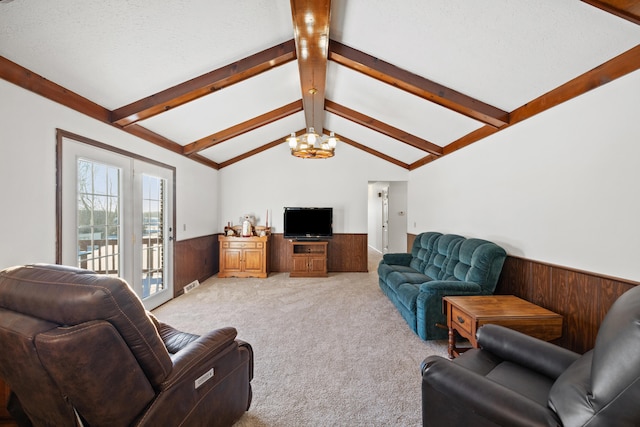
378, 232, 507, 340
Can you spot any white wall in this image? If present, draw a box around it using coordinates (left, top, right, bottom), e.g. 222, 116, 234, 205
387, 181, 408, 252
218, 142, 408, 235
408, 70, 640, 282
0, 80, 218, 269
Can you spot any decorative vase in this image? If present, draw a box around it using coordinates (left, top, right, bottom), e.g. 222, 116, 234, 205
242, 219, 252, 237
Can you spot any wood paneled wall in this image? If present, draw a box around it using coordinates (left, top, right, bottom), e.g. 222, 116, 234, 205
174, 234, 219, 296
496, 256, 637, 354
407, 233, 638, 354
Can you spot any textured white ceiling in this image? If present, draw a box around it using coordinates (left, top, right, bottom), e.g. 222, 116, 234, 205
1, 0, 639, 166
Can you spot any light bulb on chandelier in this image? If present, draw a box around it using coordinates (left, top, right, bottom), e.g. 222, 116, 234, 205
287, 128, 339, 159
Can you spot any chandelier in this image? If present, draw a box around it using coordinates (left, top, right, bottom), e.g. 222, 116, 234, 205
287, 128, 338, 159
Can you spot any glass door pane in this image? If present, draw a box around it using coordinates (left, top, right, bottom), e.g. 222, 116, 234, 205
77, 159, 121, 276
141, 174, 165, 299
135, 161, 173, 310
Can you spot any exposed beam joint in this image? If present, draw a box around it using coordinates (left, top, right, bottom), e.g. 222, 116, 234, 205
328, 40, 510, 128
325, 100, 442, 156
111, 39, 297, 127
183, 100, 303, 155
409, 155, 437, 170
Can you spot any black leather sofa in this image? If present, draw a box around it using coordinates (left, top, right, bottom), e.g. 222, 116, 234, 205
421, 285, 640, 426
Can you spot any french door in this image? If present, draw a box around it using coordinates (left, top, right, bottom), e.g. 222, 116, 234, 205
60, 135, 174, 309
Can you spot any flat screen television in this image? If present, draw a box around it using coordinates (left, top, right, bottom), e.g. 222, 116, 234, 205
283, 207, 333, 240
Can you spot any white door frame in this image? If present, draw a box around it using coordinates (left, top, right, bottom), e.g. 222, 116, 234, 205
57, 130, 175, 309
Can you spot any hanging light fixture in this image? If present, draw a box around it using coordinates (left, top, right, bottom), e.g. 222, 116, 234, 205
287, 128, 338, 159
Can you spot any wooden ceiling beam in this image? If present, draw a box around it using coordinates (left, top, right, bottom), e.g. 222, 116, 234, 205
443, 125, 499, 156
183, 100, 303, 155
290, 0, 331, 133
0, 56, 110, 123
409, 155, 437, 170
325, 100, 442, 156
581, 0, 640, 25
328, 40, 510, 128
218, 134, 288, 169
123, 124, 185, 155
509, 44, 640, 125
333, 131, 409, 169
111, 39, 297, 127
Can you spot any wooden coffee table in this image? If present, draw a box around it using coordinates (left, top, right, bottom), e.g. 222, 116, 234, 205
443, 295, 563, 358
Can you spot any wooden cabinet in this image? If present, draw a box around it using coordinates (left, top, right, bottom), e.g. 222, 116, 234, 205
218, 235, 269, 278
290, 241, 328, 277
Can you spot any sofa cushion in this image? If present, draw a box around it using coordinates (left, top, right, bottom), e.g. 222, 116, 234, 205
424, 234, 464, 280
409, 232, 442, 272
378, 263, 415, 282
385, 270, 432, 292
456, 239, 509, 293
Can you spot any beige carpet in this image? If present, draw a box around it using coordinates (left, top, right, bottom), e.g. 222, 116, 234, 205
152, 249, 448, 426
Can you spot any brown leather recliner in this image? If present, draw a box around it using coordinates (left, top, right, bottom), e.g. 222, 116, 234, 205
0, 264, 253, 426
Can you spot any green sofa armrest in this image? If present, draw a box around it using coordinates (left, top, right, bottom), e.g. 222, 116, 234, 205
381, 252, 413, 266
419, 280, 482, 294
415, 281, 484, 340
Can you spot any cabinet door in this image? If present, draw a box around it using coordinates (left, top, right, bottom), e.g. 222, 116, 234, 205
291, 256, 309, 273
309, 256, 326, 274
221, 248, 243, 273
243, 248, 264, 274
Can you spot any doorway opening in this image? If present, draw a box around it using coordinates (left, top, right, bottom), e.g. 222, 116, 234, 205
367, 181, 408, 254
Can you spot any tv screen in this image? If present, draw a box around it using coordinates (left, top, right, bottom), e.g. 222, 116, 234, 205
283, 207, 333, 240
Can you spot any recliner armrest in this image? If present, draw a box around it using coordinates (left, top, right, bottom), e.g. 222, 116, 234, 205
161, 327, 239, 390
156, 321, 200, 354
422, 355, 561, 427
381, 252, 412, 266
477, 324, 580, 379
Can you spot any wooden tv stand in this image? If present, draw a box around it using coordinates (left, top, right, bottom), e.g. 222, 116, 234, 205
290, 240, 328, 277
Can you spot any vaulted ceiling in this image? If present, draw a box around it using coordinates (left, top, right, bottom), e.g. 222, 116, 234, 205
1, 0, 640, 170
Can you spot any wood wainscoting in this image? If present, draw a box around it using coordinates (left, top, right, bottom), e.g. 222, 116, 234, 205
173, 233, 368, 295
174, 234, 219, 296
496, 256, 637, 354
407, 233, 638, 354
